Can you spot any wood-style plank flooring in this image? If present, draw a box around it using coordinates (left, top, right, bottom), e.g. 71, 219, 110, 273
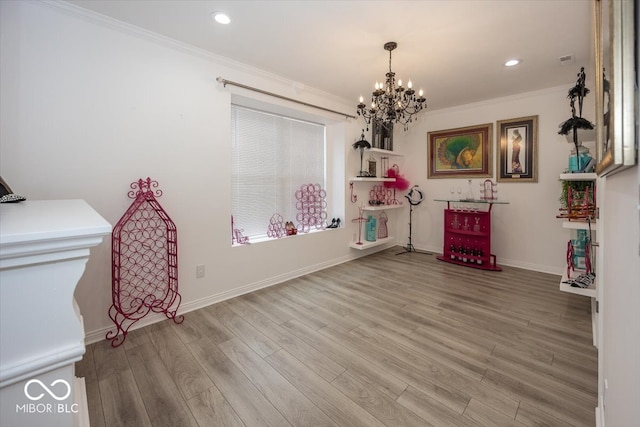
77, 248, 597, 426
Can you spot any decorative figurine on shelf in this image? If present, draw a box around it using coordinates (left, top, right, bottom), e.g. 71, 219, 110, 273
566, 240, 575, 278
369, 184, 389, 205
353, 131, 372, 177
384, 164, 410, 204
351, 204, 367, 245
451, 213, 460, 229
285, 221, 297, 236
479, 179, 498, 201
462, 217, 470, 231
327, 218, 341, 228
349, 181, 358, 203
0, 176, 26, 203
366, 215, 377, 242
584, 240, 592, 275
464, 179, 474, 201
231, 215, 250, 245
372, 119, 394, 150
367, 155, 377, 177
381, 156, 389, 178
570, 229, 589, 270
558, 67, 594, 172
378, 211, 388, 239
268, 213, 286, 238
557, 180, 596, 220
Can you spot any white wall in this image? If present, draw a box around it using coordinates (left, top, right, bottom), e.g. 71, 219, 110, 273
0, 1, 367, 341
393, 87, 594, 273
600, 157, 640, 425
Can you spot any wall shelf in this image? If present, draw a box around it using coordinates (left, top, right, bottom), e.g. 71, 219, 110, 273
351, 177, 395, 182
349, 148, 404, 251
556, 172, 598, 352
559, 269, 596, 298
368, 148, 403, 157
557, 173, 597, 298
362, 204, 403, 211
562, 220, 597, 230
349, 236, 395, 250
559, 172, 597, 181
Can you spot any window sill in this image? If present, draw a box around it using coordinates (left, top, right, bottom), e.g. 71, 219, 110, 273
232, 226, 340, 247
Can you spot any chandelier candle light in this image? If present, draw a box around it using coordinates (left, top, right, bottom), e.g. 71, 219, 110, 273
357, 42, 427, 131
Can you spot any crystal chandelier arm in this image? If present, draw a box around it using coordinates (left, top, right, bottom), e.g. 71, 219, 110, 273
398, 91, 427, 114
356, 42, 427, 131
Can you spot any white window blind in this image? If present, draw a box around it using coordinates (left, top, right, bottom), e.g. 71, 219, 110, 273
231, 105, 326, 240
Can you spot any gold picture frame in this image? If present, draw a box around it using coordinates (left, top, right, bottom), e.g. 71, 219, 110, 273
496, 116, 538, 182
427, 123, 492, 179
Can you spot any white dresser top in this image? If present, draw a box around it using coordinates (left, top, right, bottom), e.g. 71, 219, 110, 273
0, 199, 112, 265
0, 199, 112, 388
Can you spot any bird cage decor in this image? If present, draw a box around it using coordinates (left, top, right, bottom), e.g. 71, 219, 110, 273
107, 178, 183, 347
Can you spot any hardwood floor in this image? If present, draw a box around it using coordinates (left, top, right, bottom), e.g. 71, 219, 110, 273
77, 248, 597, 426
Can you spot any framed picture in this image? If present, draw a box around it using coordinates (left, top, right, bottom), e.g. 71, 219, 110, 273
594, 0, 637, 176
496, 115, 538, 182
427, 123, 492, 179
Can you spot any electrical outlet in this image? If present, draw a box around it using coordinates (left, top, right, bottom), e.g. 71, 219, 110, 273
196, 264, 205, 278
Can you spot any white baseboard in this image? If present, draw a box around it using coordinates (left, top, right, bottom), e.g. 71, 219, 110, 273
85, 250, 373, 344
416, 245, 562, 275
74, 376, 90, 427
596, 395, 605, 427
86, 243, 562, 345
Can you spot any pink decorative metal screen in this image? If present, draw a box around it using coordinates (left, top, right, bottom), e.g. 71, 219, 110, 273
295, 183, 327, 233
107, 178, 183, 347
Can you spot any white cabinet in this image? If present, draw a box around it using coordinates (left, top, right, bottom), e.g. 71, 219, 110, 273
349, 149, 404, 250
0, 200, 111, 427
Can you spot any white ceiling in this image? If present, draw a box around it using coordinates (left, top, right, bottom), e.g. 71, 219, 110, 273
66, 0, 594, 111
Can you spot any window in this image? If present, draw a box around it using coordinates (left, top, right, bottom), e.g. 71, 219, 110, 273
231, 105, 326, 242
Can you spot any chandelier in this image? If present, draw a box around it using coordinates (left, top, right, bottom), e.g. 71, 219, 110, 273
357, 41, 427, 131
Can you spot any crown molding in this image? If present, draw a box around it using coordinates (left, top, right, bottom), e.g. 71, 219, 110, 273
32, 1, 352, 108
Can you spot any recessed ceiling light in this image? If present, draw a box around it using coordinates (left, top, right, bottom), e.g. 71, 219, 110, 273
504, 59, 521, 67
211, 12, 231, 25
